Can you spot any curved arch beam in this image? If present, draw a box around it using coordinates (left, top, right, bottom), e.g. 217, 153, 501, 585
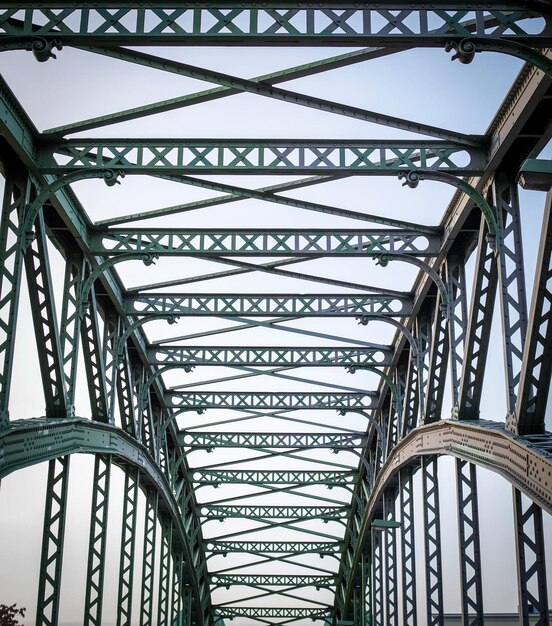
337, 408, 386, 455
372, 253, 449, 311
344, 367, 399, 456
446, 37, 552, 78
116, 314, 179, 359
398, 169, 498, 243
356, 315, 424, 425
79, 252, 159, 315
22, 169, 124, 246
0, 417, 209, 626
339, 418, 552, 614
356, 314, 418, 357
139, 364, 194, 421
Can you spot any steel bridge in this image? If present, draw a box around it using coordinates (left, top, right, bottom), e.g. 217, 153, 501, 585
0, 3, 551, 626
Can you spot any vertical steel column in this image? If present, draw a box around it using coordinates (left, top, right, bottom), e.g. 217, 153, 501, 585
181, 586, 193, 626
158, 517, 173, 626
516, 190, 552, 434
140, 489, 158, 626
367, 448, 378, 491
371, 525, 384, 626
83, 455, 111, 626
80, 276, 109, 422
59, 256, 84, 415
384, 491, 398, 626
513, 489, 549, 625
352, 585, 362, 626
371, 428, 386, 480
23, 209, 68, 417
424, 289, 450, 424
336, 576, 347, 624
102, 314, 120, 423
172, 549, 183, 626
455, 215, 498, 420
401, 349, 420, 438
399, 467, 417, 626
360, 551, 371, 626
389, 360, 406, 450
36, 456, 70, 626
153, 405, 164, 466
422, 457, 444, 626
116, 468, 139, 626
117, 343, 137, 438
446, 256, 468, 406
494, 175, 528, 429
384, 396, 394, 461
132, 366, 145, 443
415, 314, 432, 423
166, 438, 178, 488
0, 174, 26, 428
142, 392, 155, 461
455, 460, 483, 626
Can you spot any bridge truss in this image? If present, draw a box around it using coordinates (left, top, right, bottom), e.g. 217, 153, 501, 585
0, 3, 551, 626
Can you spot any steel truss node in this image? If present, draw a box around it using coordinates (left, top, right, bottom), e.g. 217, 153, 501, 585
0, 5, 551, 626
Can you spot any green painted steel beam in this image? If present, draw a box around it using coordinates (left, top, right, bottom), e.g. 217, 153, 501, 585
45, 48, 405, 137
169, 366, 368, 396
207, 515, 342, 542
166, 391, 378, 411
206, 540, 341, 555
126, 293, 412, 317
97, 173, 435, 232
211, 574, 335, 588
215, 607, 329, 619
38, 139, 485, 174
91, 228, 442, 257
130, 255, 408, 296
195, 449, 355, 476
179, 431, 366, 449
0, 77, 91, 246
201, 505, 348, 520
0, 74, 38, 163
2, 6, 550, 46
153, 317, 377, 348
0, 417, 210, 623
76, 45, 477, 146
149, 345, 393, 368
192, 469, 356, 485
213, 588, 331, 616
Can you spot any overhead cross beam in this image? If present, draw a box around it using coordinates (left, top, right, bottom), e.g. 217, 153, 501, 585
192, 469, 356, 485
166, 391, 378, 411
2, 6, 550, 45
125, 293, 412, 317
211, 574, 335, 588
38, 139, 485, 174
91, 228, 442, 257
215, 607, 329, 619
201, 506, 349, 520
149, 345, 393, 368
179, 431, 367, 448
206, 541, 342, 555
